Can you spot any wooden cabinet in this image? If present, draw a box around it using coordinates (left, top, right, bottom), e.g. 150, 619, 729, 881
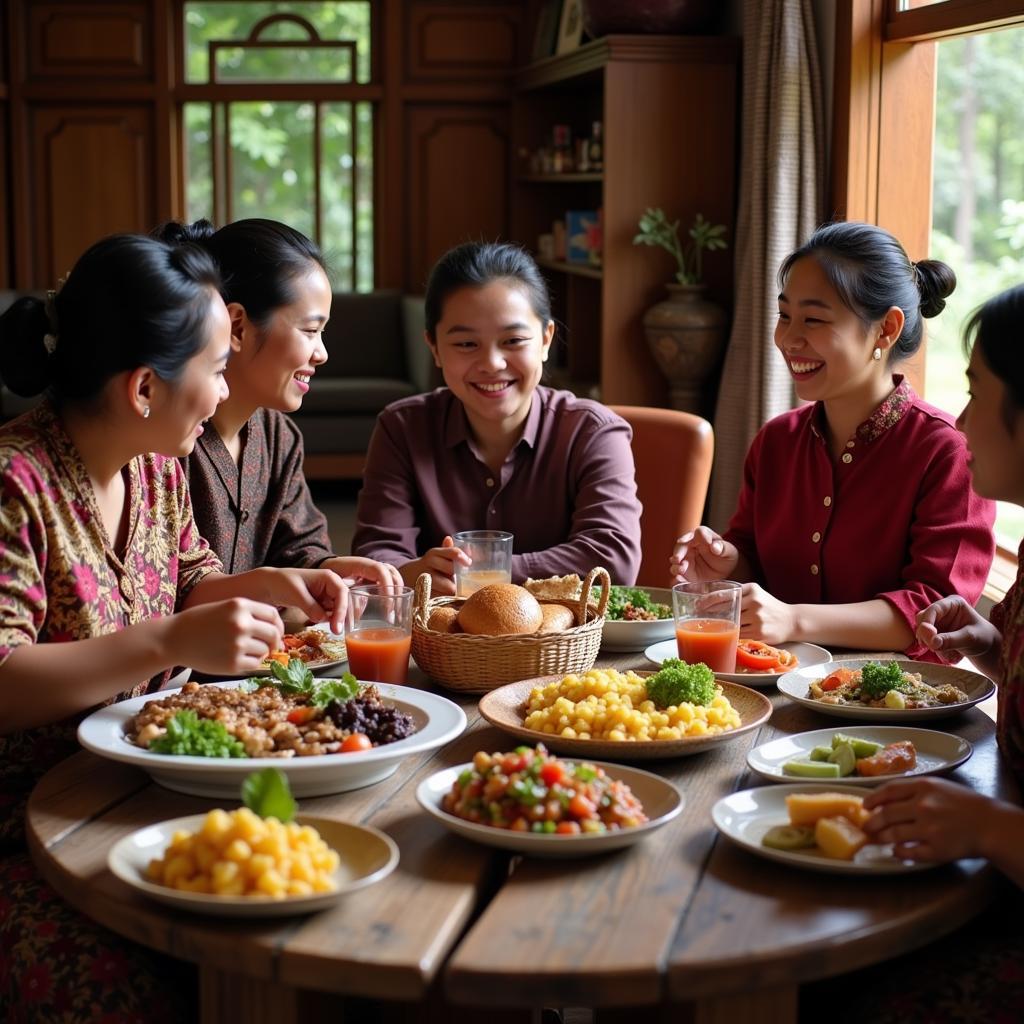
510, 35, 739, 407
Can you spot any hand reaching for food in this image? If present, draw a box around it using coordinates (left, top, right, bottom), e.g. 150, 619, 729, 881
915, 596, 1000, 658
400, 536, 471, 595
670, 527, 738, 583
739, 582, 797, 646
170, 598, 284, 675
322, 555, 404, 590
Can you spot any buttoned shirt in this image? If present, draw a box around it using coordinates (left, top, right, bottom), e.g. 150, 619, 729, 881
723, 377, 995, 661
352, 386, 642, 584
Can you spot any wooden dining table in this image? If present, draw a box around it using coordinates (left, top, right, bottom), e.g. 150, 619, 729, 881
26, 650, 1018, 1024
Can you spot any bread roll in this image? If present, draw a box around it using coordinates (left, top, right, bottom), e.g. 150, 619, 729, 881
537, 603, 575, 633
457, 584, 543, 636
427, 606, 461, 633
524, 574, 582, 602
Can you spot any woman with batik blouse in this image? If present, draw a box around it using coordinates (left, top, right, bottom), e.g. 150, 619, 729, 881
670, 221, 995, 660
153, 218, 401, 590
800, 284, 1024, 1023
0, 233, 348, 1022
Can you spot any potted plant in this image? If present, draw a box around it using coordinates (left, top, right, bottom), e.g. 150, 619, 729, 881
633, 208, 729, 415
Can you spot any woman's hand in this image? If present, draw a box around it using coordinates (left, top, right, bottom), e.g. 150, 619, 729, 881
670, 527, 739, 583
739, 582, 796, 645
915, 596, 1000, 658
254, 567, 349, 633
863, 777, 994, 862
169, 598, 284, 676
322, 556, 404, 591
399, 536, 471, 596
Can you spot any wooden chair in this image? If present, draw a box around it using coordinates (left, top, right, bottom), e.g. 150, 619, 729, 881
609, 405, 714, 588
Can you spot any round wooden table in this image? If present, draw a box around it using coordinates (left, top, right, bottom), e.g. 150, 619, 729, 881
27, 653, 1017, 1024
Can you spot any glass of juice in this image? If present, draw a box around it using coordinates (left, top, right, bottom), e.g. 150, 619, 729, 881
671, 581, 742, 674
452, 530, 514, 597
345, 585, 414, 684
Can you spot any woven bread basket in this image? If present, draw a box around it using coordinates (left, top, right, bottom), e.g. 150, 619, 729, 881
411, 567, 611, 693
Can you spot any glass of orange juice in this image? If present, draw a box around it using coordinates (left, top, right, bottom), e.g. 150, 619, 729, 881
671, 581, 742, 674
453, 531, 514, 597
345, 585, 414, 684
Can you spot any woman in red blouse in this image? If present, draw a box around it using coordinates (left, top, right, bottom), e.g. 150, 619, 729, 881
670, 221, 995, 659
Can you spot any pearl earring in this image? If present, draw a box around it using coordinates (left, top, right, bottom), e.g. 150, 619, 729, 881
142, 406, 151, 419
872, 347, 882, 361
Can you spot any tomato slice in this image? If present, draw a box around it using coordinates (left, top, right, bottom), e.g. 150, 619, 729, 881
736, 640, 783, 671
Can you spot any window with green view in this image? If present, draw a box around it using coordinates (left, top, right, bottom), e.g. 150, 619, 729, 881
182, 2, 374, 291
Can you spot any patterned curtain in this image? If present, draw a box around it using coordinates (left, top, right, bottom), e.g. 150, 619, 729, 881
707, 0, 825, 531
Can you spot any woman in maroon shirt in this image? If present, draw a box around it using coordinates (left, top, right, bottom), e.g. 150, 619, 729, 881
670, 221, 995, 658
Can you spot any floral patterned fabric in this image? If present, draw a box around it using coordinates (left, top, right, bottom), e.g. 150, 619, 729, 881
992, 539, 1024, 783
0, 400, 221, 1021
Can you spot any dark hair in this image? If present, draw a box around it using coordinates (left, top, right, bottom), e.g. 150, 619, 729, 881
964, 284, 1024, 429
153, 218, 327, 329
778, 221, 956, 361
0, 234, 221, 405
424, 241, 552, 339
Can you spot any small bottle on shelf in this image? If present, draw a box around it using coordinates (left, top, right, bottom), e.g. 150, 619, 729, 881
587, 121, 603, 171
552, 124, 573, 173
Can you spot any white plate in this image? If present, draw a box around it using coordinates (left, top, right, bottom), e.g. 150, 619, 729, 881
711, 784, 935, 874
109, 814, 398, 917
746, 726, 973, 785
643, 639, 831, 687
776, 658, 996, 721
78, 681, 466, 798
601, 587, 675, 651
250, 623, 348, 676
416, 760, 683, 857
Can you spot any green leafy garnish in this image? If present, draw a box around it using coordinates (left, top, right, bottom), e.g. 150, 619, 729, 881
243, 657, 360, 708
858, 661, 911, 699
241, 767, 297, 822
149, 710, 248, 759
646, 658, 717, 708
606, 586, 672, 621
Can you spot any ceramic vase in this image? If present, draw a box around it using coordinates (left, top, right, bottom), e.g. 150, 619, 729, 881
642, 283, 727, 415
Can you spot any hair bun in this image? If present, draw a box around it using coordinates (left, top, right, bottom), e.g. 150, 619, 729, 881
0, 296, 53, 397
151, 219, 215, 247
915, 259, 956, 319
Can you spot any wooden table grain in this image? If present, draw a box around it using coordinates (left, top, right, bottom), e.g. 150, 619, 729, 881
26, 652, 1016, 1024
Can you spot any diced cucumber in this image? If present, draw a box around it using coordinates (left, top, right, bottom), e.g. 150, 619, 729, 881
809, 745, 834, 762
782, 758, 841, 778
827, 741, 857, 777
831, 733, 883, 758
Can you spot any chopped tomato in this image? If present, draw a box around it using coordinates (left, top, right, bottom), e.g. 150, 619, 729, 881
774, 649, 800, 670
540, 761, 564, 786
340, 733, 373, 753
555, 821, 581, 835
736, 640, 784, 671
568, 794, 596, 820
820, 668, 857, 691
286, 706, 318, 724
282, 634, 305, 650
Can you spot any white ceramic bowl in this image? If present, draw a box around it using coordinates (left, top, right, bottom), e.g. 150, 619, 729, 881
601, 587, 675, 651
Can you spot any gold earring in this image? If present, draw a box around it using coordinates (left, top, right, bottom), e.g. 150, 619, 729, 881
872, 347, 882, 361
143, 406, 151, 419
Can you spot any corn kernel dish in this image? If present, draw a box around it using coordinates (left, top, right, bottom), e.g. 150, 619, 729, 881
477, 671, 773, 761
108, 812, 399, 916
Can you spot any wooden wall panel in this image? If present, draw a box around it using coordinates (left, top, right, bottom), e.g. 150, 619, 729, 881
31, 106, 154, 282
407, 3, 521, 80
405, 106, 509, 290
0, 103, 9, 287
28, 4, 150, 79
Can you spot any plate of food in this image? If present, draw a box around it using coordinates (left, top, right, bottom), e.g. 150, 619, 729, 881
477, 663, 772, 760
600, 586, 675, 651
746, 726, 973, 785
253, 624, 348, 675
416, 743, 683, 857
644, 638, 832, 687
711, 784, 935, 874
78, 665, 466, 798
109, 768, 399, 916
775, 659, 995, 721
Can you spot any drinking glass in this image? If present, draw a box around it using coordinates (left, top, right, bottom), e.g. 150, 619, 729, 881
453, 530, 514, 597
345, 585, 414, 684
671, 581, 742, 673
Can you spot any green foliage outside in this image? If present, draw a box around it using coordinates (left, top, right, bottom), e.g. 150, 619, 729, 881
926, 27, 1024, 548
183, 2, 373, 290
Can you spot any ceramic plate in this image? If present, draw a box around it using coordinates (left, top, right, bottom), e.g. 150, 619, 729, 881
251, 623, 348, 676
417, 760, 683, 857
601, 587, 675, 651
711, 784, 935, 874
776, 658, 996, 721
108, 814, 398, 917
477, 674, 772, 760
78, 681, 466, 798
746, 725, 973, 785
643, 639, 831, 687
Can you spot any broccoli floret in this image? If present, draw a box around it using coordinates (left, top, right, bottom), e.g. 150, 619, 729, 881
646, 658, 717, 708
858, 661, 911, 699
